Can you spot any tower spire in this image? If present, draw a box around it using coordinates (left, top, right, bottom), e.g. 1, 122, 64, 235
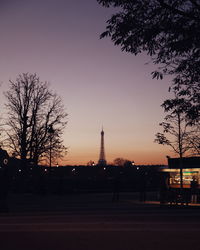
98, 128, 107, 166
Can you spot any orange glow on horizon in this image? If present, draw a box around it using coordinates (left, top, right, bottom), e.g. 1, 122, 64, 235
57, 147, 172, 166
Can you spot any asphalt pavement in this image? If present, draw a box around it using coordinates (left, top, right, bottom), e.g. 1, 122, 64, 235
1, 192, 200, 250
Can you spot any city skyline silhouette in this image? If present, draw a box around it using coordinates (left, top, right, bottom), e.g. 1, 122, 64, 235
0, 0, 173, 165
0, 2, 199, 249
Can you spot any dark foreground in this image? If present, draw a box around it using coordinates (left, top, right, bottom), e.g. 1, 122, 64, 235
1, 192, 200, 250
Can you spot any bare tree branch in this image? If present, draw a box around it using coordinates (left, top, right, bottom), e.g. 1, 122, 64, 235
4, 73, 67, 165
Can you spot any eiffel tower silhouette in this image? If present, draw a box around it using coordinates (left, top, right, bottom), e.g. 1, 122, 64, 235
98, 128, 107, 166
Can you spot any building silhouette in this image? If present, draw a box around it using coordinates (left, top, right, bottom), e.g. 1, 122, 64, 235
98, 128, 107, 166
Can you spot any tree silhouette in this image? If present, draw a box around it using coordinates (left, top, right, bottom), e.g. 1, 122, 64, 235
162, 91, 200, 156
187, 123, 200, 156
0, 83, 4, 147
97, 0, 200, 119
4, 73, 67, 166
113, 157, 132, 167
155, 92, 193, 192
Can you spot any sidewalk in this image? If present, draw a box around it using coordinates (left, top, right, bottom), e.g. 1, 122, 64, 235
2, 191, 200, 214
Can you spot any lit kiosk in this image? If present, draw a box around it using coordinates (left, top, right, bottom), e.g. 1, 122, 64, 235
98, 129, 107, 166
167, 157, 200, 188
161, 157, 200, 204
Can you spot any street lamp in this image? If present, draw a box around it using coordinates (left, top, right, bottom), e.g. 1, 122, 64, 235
48, 125, 54, 168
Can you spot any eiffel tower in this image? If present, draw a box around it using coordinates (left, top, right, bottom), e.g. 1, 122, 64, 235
98, 128, 107, 166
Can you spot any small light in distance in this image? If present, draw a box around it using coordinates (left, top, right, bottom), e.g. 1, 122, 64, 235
3, 159, 8, 165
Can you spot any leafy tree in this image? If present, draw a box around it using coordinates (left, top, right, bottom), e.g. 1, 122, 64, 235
97, 0, 200, 120
4, 73, 67, 166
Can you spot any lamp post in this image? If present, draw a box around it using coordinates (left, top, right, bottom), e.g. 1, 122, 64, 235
48, 125, 54, 168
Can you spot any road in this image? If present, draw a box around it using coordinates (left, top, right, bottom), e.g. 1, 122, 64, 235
0, 193, 200, 250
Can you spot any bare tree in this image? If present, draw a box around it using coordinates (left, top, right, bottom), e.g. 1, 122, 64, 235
155, 114, 191, 158
0, 83, 3, 147
113, 157, 132, 167
87, 160, 95, 166
188, 123, 200, 156
4, 73, 67, 166
155, 93, 192, 192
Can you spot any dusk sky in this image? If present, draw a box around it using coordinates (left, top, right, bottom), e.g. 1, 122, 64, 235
0, 0, 174, 165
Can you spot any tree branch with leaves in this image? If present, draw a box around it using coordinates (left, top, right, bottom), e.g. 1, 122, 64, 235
97, 0, 200, 121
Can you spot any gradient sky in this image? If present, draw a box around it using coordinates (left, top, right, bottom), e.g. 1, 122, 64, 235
0, 0, 175, 165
